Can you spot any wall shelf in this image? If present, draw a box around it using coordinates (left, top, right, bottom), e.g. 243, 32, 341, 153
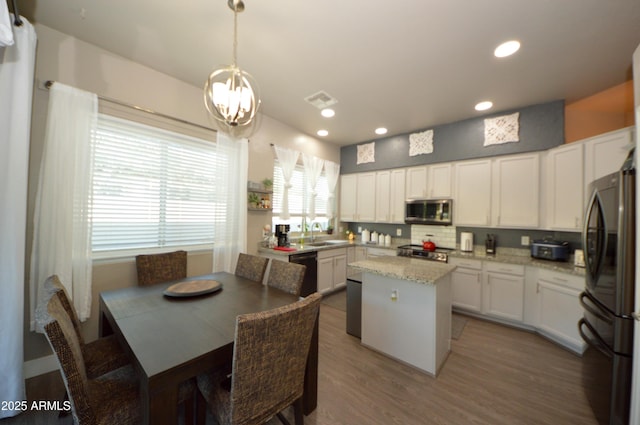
248, 182, 273, 211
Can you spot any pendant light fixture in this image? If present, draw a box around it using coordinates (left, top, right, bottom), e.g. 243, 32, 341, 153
204, 0, 260, 134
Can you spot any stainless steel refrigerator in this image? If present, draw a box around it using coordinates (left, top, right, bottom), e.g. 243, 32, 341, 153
579, 149, 635, 425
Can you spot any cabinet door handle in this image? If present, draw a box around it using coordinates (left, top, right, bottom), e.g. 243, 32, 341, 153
536, 283, 540, 294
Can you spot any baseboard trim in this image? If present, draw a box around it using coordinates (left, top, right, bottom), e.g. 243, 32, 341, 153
24, 354, 59, 379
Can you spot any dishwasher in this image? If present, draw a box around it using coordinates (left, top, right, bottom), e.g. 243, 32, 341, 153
288, 251, 318, 296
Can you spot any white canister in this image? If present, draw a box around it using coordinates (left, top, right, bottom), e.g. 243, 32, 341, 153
378, 233, 385, 245
361, 229, 370, 243
460, 232, 474, 252
371, 230, 379, 243
384, 234, 391, 246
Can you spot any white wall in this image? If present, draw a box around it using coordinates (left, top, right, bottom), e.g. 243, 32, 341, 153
24, 23, 340, 363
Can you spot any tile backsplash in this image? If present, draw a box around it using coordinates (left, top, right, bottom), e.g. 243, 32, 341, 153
411, 225, 457, 249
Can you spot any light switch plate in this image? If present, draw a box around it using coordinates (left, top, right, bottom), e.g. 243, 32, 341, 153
521, 236, 530, 246
396, 228, 402, 236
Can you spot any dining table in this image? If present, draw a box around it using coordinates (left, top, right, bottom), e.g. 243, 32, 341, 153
99, 272, 318, 425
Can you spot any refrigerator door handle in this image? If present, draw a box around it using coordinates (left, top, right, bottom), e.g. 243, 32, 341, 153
578, 318, 614, 358
579, 291, 613, 324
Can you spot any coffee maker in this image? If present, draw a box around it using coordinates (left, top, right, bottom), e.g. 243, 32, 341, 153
485, 234, 496, 255
275, 224, 290, 247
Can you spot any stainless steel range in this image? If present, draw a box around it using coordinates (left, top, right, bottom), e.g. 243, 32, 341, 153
397, 244, 450, 263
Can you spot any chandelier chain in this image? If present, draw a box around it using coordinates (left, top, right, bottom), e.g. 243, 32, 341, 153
232, 9, 238, 68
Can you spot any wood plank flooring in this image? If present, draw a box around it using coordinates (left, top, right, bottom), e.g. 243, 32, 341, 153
4, 305, 599, 425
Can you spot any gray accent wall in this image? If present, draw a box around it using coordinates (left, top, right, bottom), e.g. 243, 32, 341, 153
340, 100, 564, 174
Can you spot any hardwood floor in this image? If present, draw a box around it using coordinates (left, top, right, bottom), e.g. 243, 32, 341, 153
4, 305, 598, 425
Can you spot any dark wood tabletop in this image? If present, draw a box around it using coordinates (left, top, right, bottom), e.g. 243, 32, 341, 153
99, 272, 317, 425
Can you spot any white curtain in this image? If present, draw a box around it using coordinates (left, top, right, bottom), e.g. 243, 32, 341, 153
324, 160, 341, 221
30, 83, 97, 331
274, 146, 299, 220
0, 2, 14, 46
0, 15, 36, 419
212, 132, 248, 273
302, 153, 325, 221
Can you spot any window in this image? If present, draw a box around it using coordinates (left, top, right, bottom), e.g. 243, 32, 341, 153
271, 161, 329, 232
91, 114, 222, 256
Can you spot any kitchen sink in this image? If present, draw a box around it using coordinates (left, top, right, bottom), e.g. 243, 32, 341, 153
307, 240, 349, 247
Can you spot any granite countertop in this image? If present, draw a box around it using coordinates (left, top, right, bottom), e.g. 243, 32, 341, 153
447, 248, 586, 277
257, 238, 405, 256
350, 256, 456, 285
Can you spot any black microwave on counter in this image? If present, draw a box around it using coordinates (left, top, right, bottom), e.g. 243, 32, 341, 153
405, 199, 453, 225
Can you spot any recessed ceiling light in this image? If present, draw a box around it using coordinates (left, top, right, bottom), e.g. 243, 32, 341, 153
475, 101, 493, 111
321, 108, 335, 118
494, 40, 520, 58
375, 127, 388, 135
317, 129, 329, 137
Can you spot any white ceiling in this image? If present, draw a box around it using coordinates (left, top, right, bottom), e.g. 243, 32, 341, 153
19, 0, 640, 146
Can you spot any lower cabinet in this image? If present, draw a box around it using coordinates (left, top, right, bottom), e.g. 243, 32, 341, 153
449, 257, 482, 313
535, 269, 586, 354
450, 256, 586, 355
483, 262, 525, 323
318, 248, 347, 293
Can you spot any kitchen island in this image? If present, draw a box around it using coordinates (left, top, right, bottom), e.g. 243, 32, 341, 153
350, 256, 456, 376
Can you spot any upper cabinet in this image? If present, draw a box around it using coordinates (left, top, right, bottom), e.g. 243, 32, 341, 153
454, 159, 492, 226
405, 166, 428, 199
339, 174, 357, 221
584, 127, 633, 188
492, 153, 540, 228
376, 169, 406, 223
427, 163, 453, 199
545, 143, 584, 231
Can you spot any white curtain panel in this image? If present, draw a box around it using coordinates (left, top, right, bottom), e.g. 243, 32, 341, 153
273, 145, 299, 220
30, 83, 97, 331
324, 161, 340, 221
0, 3, 14, 46
302, 153, 325, 221
0, 16, 36, 419
212, 132, 248, 273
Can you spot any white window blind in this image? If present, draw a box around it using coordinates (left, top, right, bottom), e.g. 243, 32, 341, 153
92, 114, 219, 254
272, 161, 329, 227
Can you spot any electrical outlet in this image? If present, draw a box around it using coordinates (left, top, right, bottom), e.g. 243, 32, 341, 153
396, 228, 402, 236
358, 226, 362, 233
521, 236, 530, 246
391, 289, 399, 301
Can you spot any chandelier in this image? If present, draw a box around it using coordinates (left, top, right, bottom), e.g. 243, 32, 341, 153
204, 0, 260, 133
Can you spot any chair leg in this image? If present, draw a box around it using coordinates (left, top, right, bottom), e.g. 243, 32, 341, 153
293, 397, 304, 425
195, 390, 207, 425
59, 391, 70, 418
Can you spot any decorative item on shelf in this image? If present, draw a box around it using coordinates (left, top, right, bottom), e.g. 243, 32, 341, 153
261, 178, 273, 191
327, 223, 334, 235
248, 192, 261, 208
203, 0, 260, 136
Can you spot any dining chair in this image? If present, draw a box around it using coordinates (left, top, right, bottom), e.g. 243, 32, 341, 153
196, 292, 322, 425
45, 275, 128, 378
267, 259, 306, 296
136, 250, 187, 286
234, 253, 269, 283
38, 275, 197, 425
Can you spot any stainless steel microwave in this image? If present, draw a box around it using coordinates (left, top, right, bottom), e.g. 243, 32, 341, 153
405, 199, 453, 225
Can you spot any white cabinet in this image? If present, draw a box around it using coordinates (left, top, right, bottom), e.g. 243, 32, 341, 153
347, 245, 367, 278
545, 143, 584, 230
405, 166, 428, 199
449, 257, 482, 313
483, 262, 525, 323
492, 153, 540, 228
375, 170, 406, 223
454, 159, 492, 226
340, 173, 376, 222
427, 163, 452, 198
389, 169, 406, 223
535, 269, 586, 354
356, 173, 376, 222
584, 127, 633, 187
375, 171, 391, 222
339, 174, 357, 221
317, 247, 347, 294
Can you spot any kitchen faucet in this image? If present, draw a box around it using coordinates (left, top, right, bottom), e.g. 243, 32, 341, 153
310, 221, 319, 242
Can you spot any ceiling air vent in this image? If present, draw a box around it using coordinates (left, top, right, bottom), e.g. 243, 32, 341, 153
304, 90, 338, 109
